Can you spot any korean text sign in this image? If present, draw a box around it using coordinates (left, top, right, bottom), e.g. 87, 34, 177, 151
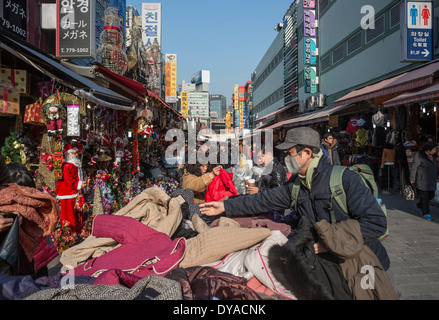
56, 0, 96, 58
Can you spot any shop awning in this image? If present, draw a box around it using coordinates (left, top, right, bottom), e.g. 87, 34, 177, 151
93, 65, 182, 117
0, 28, 133, 109
94, 65, 147, 95
334, 61, 439, 106
383, 81, 439, 107
255, 102, 298, 123
265, 104, 352, 130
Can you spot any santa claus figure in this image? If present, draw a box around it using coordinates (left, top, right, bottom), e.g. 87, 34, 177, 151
56, 144, 84, 233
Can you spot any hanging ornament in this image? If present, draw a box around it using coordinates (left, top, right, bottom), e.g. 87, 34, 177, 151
96, 7, 128, 75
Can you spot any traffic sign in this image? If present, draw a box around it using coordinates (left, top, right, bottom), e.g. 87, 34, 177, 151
401, 1, 434, 61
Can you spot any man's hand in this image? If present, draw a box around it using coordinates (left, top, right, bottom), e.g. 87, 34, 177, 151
247, 186, 259, 194
199, 201, 225, 216
0, 215, 14, 232
212, 166, 222, 176
314, 242, 328, 254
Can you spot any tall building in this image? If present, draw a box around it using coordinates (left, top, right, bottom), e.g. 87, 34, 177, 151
126, 5, 141, 47
179, 71, 210, 122
210, 94, 227, 119
251, 1, 298, 129
232, 82, 252, 130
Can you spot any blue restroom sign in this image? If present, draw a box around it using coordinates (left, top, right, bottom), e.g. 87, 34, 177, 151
403, 1, 433, 61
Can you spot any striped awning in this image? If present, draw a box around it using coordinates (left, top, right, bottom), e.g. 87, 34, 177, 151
383, 81, 439, 107
265, 104, 352, 130
334, 61, 439, 106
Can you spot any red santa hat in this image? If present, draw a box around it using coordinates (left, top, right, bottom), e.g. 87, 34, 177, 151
63, 143, 79, 155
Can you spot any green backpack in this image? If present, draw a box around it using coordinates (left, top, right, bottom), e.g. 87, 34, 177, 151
290, 164, 389, 241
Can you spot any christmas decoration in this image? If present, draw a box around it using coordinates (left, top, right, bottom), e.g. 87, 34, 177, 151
96, 7, 128, 75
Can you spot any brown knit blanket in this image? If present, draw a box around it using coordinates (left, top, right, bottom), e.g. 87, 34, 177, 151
0, 183, 59, 260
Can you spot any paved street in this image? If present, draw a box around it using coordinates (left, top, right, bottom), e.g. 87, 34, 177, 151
381, 192, 439, 300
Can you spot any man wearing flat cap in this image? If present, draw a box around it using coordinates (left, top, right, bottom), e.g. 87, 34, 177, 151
200, 127, 390, 273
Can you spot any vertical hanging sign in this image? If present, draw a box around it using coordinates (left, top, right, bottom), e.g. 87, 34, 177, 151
56, 0, 96, 58
142, 3, 161, 47
401, 1, 434, 61
303, 0, 319, 95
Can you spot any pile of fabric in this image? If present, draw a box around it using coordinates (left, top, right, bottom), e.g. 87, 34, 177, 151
0, 187, 297, 300
0, 186, 398, 300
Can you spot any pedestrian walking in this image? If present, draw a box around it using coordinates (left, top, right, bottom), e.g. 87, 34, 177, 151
321, 132, 343, 165
409, 140, 438, 221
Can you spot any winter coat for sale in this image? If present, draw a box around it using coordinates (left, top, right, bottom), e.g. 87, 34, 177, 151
60, 187, 184, 269
204, 168, 238, 202
224, 153, 390, 270
165, 266, 261, 300
314, 219, 399, 300
410, 150, 438, 191
0, 184, 59, 262
66, 214, 186, 279
268, 216, 352, 300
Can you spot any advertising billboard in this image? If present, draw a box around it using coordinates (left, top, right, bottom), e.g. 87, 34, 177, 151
190, 70, 211, 85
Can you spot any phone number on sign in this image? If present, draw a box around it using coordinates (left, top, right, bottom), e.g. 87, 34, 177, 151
2, 20, 26, 38
60, 48, 90, 53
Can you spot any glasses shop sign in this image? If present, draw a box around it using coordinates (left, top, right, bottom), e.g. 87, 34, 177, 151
1, 0, 27, 40
56, 0, 96, 59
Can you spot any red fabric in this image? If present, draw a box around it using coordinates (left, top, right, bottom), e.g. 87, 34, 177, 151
60, 198, 82, 233
204, 168, 238, 203
32, 237, 59, 271
67, 215, 186, 279
56, 162, 80, 198
346, 117, 361, 134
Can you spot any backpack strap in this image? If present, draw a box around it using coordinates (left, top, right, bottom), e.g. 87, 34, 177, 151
328, 166, 348, 223
290, 177, 301, 212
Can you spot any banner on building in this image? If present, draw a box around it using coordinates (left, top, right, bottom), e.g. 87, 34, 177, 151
304, 38, 318, 65
142, 2, 161, 47
234, 84, 239, 110
303, 0, 315, 8
304, 66, 318, 94
180, 91, 188, 119
165, 54, 177, 103
56, 0, 96, 58
304, 9, 317, 37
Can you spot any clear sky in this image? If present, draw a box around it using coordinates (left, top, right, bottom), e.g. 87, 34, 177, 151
126, 0, 295, 106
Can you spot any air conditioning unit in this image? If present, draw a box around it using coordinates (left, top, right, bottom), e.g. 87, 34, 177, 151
308, 96, 317, 110
318, 94, 326, 108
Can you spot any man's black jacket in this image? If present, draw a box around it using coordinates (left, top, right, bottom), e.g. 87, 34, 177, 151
224, 155, 390, 270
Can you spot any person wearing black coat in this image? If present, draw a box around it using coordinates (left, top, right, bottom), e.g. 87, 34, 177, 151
410, 141, 438, 221
248, 145, 287, 194
200, 127, 390, 272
